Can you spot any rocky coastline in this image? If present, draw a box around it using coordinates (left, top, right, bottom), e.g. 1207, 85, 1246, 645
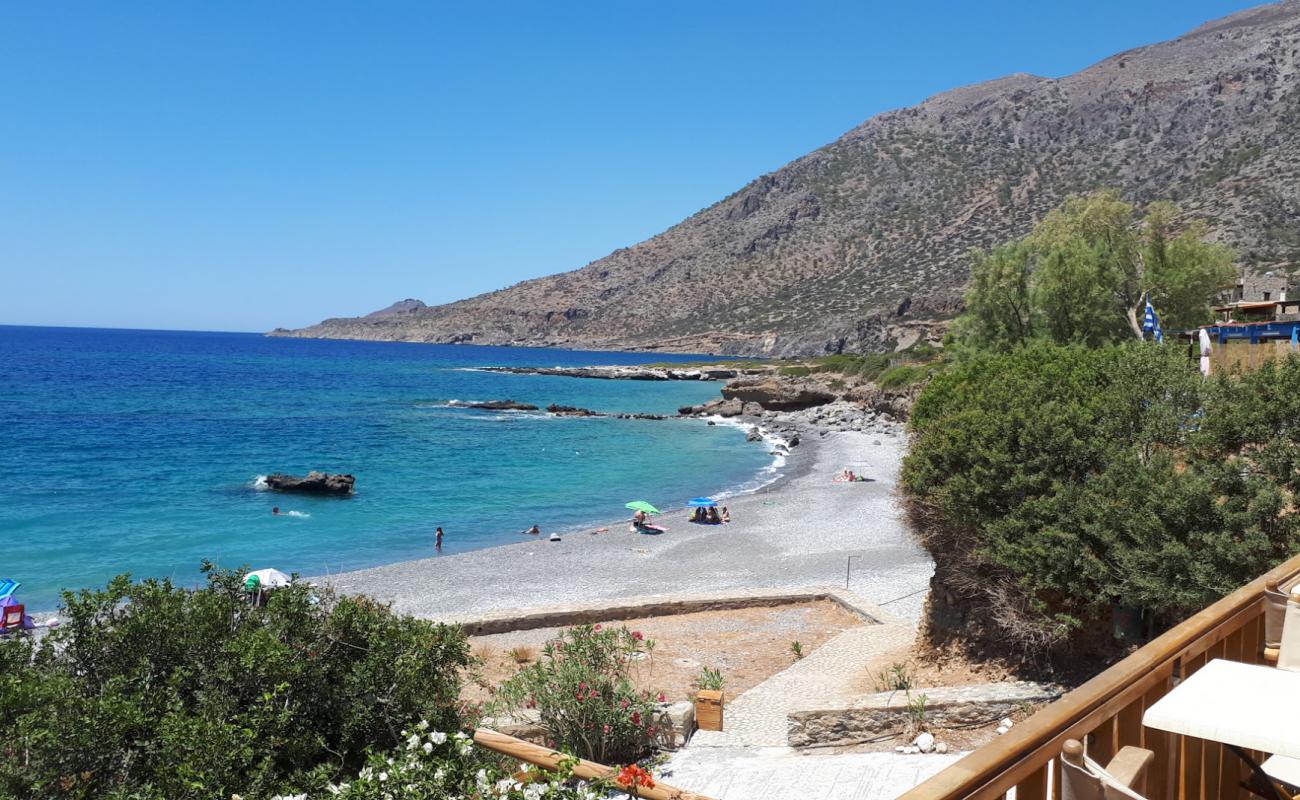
476, 365, 758, 381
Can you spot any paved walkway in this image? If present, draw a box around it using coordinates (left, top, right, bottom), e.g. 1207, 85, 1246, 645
663, 745, 961, 800
689, 620, 916, 748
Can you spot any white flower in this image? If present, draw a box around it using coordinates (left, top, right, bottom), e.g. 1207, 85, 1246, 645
433, 768, 445, 781
378, 770, 388, 782
359, 767, 374, 780
430, 731, 447, 744
417, 719, 429, 730
422, 741, 433, 754
386, 757, 395, 766
406, 733, 421, 750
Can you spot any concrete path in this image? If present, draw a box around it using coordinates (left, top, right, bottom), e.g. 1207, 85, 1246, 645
663, 745, 962, 800
689, 620, 916, 748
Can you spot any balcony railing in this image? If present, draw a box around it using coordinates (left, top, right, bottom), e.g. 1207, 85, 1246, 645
899, 551, 1300, 800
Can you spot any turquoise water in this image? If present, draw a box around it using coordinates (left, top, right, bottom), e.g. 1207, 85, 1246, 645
0, 327, 774, 610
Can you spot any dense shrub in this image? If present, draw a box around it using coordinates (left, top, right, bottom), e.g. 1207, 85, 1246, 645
494, 625, 662, 765
0, 565, 472, 800
903, 343, 1300, 664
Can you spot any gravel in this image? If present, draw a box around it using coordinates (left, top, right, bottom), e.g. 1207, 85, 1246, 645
314, 425, 935, 626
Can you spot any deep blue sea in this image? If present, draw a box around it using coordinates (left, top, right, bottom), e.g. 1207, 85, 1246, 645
0, 326, 775, 611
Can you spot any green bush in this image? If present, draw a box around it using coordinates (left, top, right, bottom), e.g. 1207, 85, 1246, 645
0, 564, 472, 800
493, 625, 662, 765
903, 343, 1300, 663
877, 364, 926, 389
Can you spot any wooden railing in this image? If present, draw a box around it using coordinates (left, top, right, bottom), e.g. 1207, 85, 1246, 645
472, 727, 715, 800
900, 552, 1300, 800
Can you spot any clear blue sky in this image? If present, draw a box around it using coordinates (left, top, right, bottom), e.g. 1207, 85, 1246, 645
0, 1, 1260, 332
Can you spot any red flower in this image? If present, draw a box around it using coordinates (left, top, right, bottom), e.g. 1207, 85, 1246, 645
631, 711, 641, 726
657, 692, 666, 702
617, 764, 656, 791
594, 624, 602, 631
631, 631, 644, 641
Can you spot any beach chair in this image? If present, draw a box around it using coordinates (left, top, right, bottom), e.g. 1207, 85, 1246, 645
1060, 738, 1155, 800
1, 603, 25, 631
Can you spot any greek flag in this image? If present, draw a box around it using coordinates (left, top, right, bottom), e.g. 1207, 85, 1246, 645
1142, 294, 1164, 343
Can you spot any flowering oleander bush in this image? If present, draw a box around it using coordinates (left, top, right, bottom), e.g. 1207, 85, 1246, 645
493, 624, 663, 764
277, 723, 606, 800
0, 563, 472, 800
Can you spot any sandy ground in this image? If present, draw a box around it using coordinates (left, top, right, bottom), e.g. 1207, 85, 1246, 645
466, 600, 865, 704
316, 428, 935, 625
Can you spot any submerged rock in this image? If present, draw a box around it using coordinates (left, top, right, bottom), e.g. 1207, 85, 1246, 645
454, 399, 539, 411
546, 404, 605, 417
265, 471, 355, 495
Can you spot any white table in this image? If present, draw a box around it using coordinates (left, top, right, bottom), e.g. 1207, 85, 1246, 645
1263, 755, 1300, 789
1143, 658, 1300, 758
1144, 659, 1300, 799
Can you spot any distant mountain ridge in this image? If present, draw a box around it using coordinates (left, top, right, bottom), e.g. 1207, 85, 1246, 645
273, 2, 1300, 356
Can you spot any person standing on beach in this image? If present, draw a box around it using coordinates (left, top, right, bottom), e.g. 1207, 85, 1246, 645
435, 527, 444, 550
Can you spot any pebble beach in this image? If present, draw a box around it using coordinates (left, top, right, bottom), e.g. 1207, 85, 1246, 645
317, 421, 935, 625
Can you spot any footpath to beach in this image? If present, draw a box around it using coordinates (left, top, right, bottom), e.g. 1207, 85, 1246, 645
318, 427, 934, 626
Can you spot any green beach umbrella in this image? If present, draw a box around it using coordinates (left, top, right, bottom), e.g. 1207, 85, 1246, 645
625, 500, 660, 515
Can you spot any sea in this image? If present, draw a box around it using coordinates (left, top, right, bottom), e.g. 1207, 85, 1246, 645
0, 326, 778, 611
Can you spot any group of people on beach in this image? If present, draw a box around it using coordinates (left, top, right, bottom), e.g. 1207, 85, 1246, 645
834, 468, 869, 483
689, 506, 729, 525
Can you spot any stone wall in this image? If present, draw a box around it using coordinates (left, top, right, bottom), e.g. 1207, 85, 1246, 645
787, 681, 1060, 748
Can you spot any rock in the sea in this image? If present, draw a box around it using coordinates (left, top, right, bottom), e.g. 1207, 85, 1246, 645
455, 399, 539, 411
265, 471, 355, 495
547, 404, 604, 417
746, 426, 763, 442
711, 398, 744, 417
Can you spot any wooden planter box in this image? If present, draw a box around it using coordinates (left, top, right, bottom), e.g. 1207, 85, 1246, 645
694, 690, 724, 732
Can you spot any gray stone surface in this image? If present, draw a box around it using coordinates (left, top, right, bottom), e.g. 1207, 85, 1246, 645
788, 681, 1061, 748
313, 430, 935, 629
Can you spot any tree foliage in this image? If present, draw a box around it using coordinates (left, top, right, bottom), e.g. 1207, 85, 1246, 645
903, 343, 1300, 664
0, 565, 472, 800
957, 191, 1235, 350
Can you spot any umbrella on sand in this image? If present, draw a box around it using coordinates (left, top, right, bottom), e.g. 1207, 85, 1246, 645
687, 497, 717, 508
244, 568, 292, 590
625, 501, 660, 515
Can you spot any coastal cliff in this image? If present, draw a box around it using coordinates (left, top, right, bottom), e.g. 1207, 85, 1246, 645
273, 2, 1300, 356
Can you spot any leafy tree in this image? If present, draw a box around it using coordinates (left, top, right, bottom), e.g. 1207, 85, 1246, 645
903, 343, 1300, 667
959, 191, 1236, 348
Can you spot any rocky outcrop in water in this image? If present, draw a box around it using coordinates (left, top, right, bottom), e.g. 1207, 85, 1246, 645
478, 366, 744, 381
451, 399, 540, 411
720, 377, 836, 411
265, 471, 355, 495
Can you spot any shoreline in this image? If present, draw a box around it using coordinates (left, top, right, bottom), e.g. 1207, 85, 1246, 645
315, 410, 935, 626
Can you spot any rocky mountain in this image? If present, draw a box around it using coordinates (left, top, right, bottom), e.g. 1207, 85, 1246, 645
273, 2, 1300, 356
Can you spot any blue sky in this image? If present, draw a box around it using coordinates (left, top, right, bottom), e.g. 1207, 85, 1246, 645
0, 1, 1259, 332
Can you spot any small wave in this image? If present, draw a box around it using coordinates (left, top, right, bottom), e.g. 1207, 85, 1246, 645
282, 510, 310, 518
698, 415, 789, 500
251, 475, 269, 491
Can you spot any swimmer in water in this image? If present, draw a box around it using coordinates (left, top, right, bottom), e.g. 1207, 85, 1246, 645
527, 524, 541, 535
435, 527, 444, 550
272, 506, 281, 515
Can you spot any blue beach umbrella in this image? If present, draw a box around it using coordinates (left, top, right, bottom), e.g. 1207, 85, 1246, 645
687, 497, 717, 507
